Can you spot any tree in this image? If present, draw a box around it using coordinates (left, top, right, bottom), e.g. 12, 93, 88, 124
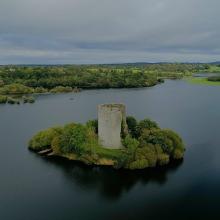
136, 118, 158, 137
126, 116, 137, 137
59, 123, 89, 154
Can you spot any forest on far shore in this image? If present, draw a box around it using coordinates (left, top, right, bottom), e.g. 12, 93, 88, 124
0, 63, 217, 96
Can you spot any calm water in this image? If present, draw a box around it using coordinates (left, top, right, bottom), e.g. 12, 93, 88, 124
1, 79, 220, 220
194, 72, 220, 77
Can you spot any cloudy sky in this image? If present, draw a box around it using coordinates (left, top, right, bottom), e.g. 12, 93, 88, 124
0, 0, 220, 64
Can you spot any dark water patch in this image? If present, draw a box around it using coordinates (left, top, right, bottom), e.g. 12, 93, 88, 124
39, 155, 183, 201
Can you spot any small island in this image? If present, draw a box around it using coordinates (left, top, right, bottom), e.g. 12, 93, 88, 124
28, 104, 185, 170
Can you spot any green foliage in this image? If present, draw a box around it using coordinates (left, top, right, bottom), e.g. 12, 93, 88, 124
0, 63, 202, 94
157, 154, 170, 166
0, 63, 212, 100
173, 149, 184, 159
127, 143, 170, 169
123, 135, 139, 158
0, 83, 34, 94
91, 145, 125, 161
138, 118, 159, 130
139, 129, 172, 153
129, 159, 149, 170
51, 136, 62, 154
126, 116, 138, 137
0, 95, 7, 104
50, 86, 73, 93
23, 96, 35, 103
28, 115, 185, 169
28, 127, 62, 151
138, 128, 184, 158
122, 135, 139, 166
134, 145, 157, 167
0, 79, 4, 87
34, 87, 48, 93
126, 117, 159, 138
123, 135, 139, 151
136, 118, 159, 137
58, 123, 89, 154
86, 119, 98, 134
187, 77, 220, 86
162, 129, 185, 157
7, 97, 20, 104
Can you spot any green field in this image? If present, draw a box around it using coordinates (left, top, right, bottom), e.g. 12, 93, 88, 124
186, 77, 220, 86
206, 65, 220, 73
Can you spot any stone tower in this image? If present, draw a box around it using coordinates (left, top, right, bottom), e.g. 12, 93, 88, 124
98, 104, 128, 149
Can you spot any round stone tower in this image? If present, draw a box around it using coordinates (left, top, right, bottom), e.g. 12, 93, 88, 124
98, 103, 128, 149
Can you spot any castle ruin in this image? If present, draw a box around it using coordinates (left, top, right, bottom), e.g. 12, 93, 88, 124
98, 103, 128, 149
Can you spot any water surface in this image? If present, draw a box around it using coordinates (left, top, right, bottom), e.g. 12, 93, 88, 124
1, 79, 220, 220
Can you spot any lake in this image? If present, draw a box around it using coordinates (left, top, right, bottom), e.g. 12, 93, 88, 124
1, 79, 220, 220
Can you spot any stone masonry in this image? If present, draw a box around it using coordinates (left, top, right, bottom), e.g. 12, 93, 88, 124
98, 103, 128, 149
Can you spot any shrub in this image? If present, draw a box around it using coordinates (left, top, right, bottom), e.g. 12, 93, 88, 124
50, 86, 73, 93
0, 79, 4, 87
51, 136, 62, 154
138, 128, 185, 158
158, 78, 165, 83
123, 135, 139, 157
157, 154, 170, 166
0, 83, 34, 94
0, 95, 7, 104
126, 116, 137, 137
154, 144, 163, 154
7, 97, 20, 104
122, 135, 139, 165
139, 129, 173, 153
114, 153, 130, 169
129, 159, 149, 170
34, 87, 48, 93
136, 118, 158, 137
28, 127, 63, 151
123, 135, 139, 151
86, 119, 98, 134
162, 129, 185, 158
23, 96, 35, 103
134, 144, 157, 167
173, 149, 184, 159
59, 123, 90, 154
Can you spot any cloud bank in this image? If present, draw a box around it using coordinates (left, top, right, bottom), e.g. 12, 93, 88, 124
0, 0, 220, 64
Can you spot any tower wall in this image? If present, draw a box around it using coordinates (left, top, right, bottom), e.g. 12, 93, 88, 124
98, 104, 127, 149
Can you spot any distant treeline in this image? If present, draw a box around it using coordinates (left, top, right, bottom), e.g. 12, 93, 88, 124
0, 63, 212, 94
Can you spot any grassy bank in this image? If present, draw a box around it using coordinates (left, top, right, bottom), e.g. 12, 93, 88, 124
186, 77, 220, 86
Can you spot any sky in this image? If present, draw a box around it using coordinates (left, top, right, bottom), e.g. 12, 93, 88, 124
0, 0, 220, 64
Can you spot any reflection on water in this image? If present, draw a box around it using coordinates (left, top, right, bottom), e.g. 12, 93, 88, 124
41, 156, 183, 201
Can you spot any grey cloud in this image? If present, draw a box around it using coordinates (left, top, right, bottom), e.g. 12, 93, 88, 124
0, 0, 220, 64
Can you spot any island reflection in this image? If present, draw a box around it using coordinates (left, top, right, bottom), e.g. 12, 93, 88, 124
41, 156, 183, 201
